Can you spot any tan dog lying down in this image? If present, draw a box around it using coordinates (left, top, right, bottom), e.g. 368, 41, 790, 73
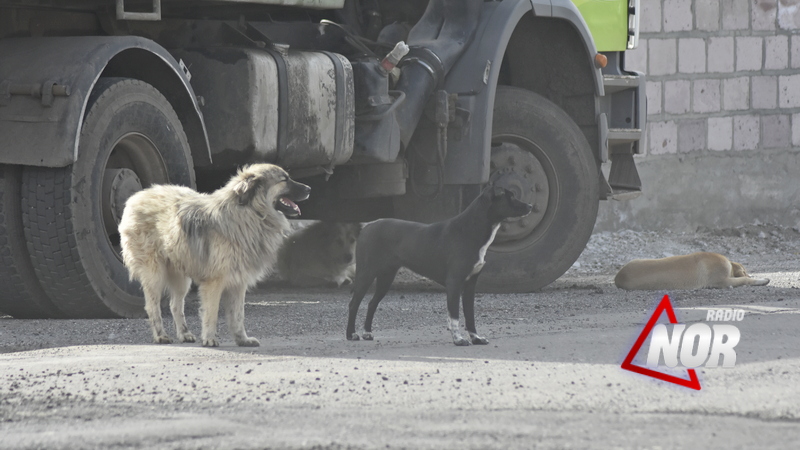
615, 252, 769, 290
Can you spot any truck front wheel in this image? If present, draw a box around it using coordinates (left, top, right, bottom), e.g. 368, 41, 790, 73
479, 87, 599, 293
21, 78, 195, 318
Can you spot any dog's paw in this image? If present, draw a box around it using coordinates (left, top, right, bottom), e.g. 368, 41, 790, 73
361, 332, 373, 340
453, 337, 471, 346
346, 334, 360, 341
236, 337, 260, 347
155, 335, 172, 344
180, 332, 196, 343
470, 335, 489, 345
450, 329, 470, 346
202, 338, 220, 347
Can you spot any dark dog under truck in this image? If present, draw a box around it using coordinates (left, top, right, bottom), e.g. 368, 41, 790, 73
0, 0, 645, 318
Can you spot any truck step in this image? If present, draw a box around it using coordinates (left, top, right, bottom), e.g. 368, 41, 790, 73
608, 128, 643, 145
603, 74, 642, 94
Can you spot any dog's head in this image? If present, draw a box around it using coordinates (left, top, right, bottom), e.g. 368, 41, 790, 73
331, 222, 361, 264
485, 186, 533, 222
231, 164, 311, 218
730, 261, 749, 278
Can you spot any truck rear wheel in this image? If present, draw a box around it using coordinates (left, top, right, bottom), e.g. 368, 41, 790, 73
0, 165, 64, 318
478, 87, 599, 293
21, 78, 195, 318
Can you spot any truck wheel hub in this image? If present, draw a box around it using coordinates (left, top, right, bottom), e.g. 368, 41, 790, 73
102, 168, 142, 236
490, 142, 549, 243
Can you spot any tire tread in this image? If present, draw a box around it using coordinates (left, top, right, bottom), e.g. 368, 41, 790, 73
0, 165, 63, 318
22, 167, 110, 318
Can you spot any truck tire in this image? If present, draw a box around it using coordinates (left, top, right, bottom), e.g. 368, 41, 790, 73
479, 86, 599, 293
0, 165, 64, 318
21, 78, 195, 318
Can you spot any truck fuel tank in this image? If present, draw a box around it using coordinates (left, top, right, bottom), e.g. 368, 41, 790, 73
175, 47, 354, 170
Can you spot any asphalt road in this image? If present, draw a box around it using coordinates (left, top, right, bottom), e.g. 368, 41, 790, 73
2, 262, 799, 449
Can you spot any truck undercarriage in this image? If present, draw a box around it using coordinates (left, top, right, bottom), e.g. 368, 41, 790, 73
0, 0, 645, 318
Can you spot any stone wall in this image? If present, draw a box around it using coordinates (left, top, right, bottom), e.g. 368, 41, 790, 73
595, 0, 800, 232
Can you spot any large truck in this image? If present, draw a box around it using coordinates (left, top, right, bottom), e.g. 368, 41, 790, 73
0, 0, 645, 319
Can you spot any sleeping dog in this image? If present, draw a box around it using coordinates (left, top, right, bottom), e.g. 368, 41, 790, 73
346, 186, 532, 346
615, 252, 769, 290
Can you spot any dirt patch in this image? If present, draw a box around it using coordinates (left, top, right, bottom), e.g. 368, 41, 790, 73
567, 222, 800, 277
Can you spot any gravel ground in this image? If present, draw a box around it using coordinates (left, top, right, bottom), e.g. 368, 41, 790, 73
1, 223, 800, 449
567, 222, 800, 276
2, 221, 798, 353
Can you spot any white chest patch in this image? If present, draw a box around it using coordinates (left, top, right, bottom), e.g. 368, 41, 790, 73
469, 224, 500, 279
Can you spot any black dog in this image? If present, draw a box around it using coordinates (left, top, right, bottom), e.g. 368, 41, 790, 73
346, 186, 533, 345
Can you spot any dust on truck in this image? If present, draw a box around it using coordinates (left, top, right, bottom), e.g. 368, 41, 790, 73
0, 0, 645, 319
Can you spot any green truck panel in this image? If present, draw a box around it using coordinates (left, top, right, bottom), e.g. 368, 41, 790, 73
572, 0, 628, 52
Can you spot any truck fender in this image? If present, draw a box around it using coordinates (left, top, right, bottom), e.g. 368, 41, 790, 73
441, 0, 602, 184
0, 36, 211, 168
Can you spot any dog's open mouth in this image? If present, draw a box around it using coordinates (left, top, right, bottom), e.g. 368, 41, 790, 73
276, 197, 301, 218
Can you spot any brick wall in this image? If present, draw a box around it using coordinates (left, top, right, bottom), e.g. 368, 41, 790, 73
626, 0, 800, 155
596, 0, 800, 231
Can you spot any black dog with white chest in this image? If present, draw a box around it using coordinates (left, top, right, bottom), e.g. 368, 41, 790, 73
346, 186, 533, 346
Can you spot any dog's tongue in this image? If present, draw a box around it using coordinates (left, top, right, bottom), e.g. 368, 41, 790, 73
280, 197, 301, 216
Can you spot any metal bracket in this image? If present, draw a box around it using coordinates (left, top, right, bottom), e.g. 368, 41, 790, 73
434, 90, 451, 128
0, 80, 70, 107
41, 80, 55, 107
178, 58, 191, 82
116, 0, 161, 21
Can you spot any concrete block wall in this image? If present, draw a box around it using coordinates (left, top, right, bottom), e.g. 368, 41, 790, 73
596, 0, 800, 232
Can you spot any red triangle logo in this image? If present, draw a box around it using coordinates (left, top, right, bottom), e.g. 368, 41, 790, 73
621, 294, 702, 390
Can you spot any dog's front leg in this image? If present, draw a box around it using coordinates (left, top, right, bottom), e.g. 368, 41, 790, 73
462, 275, 488, 345
223, 285, 260, 347
339, 264, 356, 287
446, 280, 470, 346
346, 280, 371, 340
198, 281, 225, 347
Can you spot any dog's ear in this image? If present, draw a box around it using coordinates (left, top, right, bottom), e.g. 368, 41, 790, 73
487, 170, 506, 187
492, 185, 505, 198
345, 222, 362, 240
233, 174, 263, 206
